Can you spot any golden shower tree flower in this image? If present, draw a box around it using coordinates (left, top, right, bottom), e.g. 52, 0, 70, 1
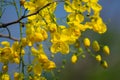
0, 0, 110, 79
92, 40, 100, 52
95, 55, 102, 62
103, 45, 110, 55
83, 38, 91, 47
71, 54, 78, 64
1, 73, 10, 80
50, 32, 70, 54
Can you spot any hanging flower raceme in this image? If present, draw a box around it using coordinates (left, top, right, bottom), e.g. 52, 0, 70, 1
0, 0, 111, 80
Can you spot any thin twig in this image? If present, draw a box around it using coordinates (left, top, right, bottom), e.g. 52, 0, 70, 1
0, 2, 52, 28
6, 27, 11, 37
0, 33, 19, 41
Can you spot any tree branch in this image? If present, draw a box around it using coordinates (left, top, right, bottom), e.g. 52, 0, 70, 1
0, 2, 52, 28
0, 33, 19, 41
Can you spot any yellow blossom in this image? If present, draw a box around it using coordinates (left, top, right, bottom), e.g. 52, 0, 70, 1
95, 55, 102, 62
38, 53, 49, 63
91, 2, 102, 12
14, 72, 24, 80
64, 1, 73, 12
33, 64, 42, 76
48, 23, 57, 33
21, 38, 28, 47
31, 47, 39, 55
67, 13, 84, 23
82, 0, 89, 2
34, 32, 44, 42
11, 41, 19, 51
83, 38, 91, 47
43, 61, 56, 70
2, 65, 8, 73
50, 32, 70, 54
92, 40, 100, 52
0, 47, 12, 63
92, 16, 107, 34
14, 58, 20, 64
103, 45, 110, 55
1, 41, 10, 47
51, 41, 69, 54
101, 60, 108, 69
71, 54, 77, 64
24, 0, 47, 11
41, 29, 48, 40
14, 72, 20, 80
1, 73, 10, 80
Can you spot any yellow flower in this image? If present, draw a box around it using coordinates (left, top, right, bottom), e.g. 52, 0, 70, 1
92, 16, 107, 34
48, 23, 57, 33
91, 3, 102, 12
21, 38, 28, 47
1, 41, 10, 47
14, 72, 20, 80
101, 60, 108, 69
1, 47, 12, 56
92, 40, 100, 52
14, 58, 20, 64
67, 13, 84, 23
0, 47, 12, 63
1, 73, 10, 80
41, 29, 48, 40
31, 47, 39, 55
64, 1, 73, 12
24, 0, 48, 12
38, 53, 49, 63
95, 55, 102, 62
83, 38, 90, 47
103, 45, 110, 55
33, 64, 42, 76
14, 72, 24, 80
43, 61, 56, 70
2, 65, 8, 73
91, 0, 99, 3
50, 32, 70, 54
11, 41, 19, 51
71, 54, 77, 64
34, 32, 44, 42
51, 41, 69, 54
82, 0, 89, 2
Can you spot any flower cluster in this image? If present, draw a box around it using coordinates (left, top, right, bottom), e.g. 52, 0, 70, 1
0, 0, 110, 80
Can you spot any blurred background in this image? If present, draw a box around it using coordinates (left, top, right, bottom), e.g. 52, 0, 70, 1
0, 0, 120, 80
57, 0, 120, 80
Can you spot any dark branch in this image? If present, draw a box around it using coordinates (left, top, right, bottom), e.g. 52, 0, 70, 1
6, 27, 11, 37
0, 2, 52, 28
0, 33, 19, 41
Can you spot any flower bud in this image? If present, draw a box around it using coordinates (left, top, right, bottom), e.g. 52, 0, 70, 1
14, 72, 20, 80
92, 40, 100, 52
95, 55, 102, 62
83, 38, 90, 47
2, 65, 8, 73
1, 73, 10, 80
101, 60, 108, 69
71, 55, 77, 64
1, 41, 10, 47
103, 45, 110, 55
